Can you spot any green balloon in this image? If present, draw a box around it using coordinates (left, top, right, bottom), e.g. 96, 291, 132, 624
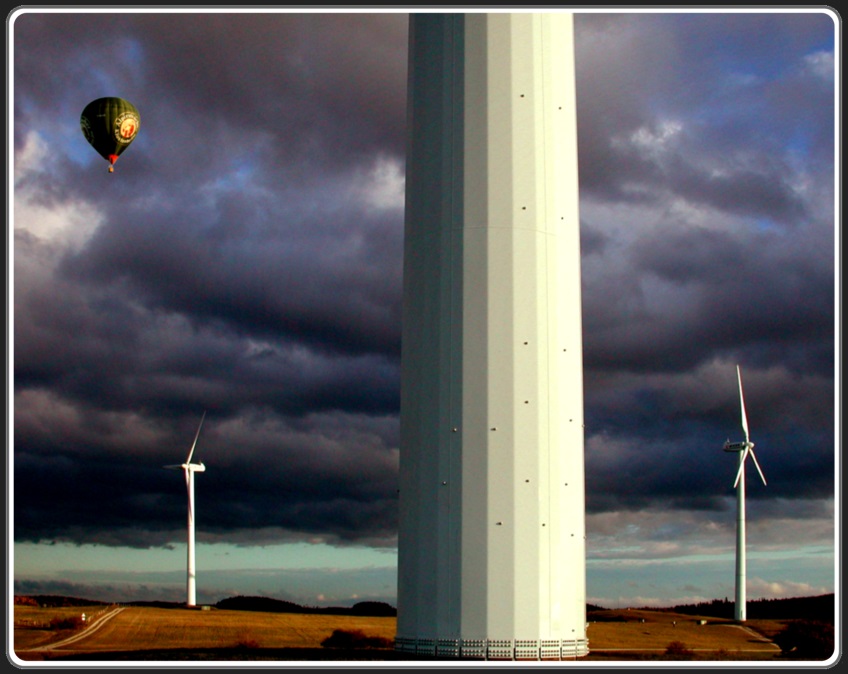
80, 97, 140, 172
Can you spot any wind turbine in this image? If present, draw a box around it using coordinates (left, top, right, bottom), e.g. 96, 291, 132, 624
722, 366, 766, 621
165, 411, 207, 607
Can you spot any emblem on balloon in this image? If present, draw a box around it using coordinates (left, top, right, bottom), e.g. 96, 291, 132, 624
116, 112, 139, 144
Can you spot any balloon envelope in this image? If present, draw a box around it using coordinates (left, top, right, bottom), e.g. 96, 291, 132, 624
80, 97, 140, 171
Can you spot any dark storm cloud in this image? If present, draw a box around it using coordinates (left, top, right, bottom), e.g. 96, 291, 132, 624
58, 195, 404, 358
12, 11, 835, 558
582, 220, 833, 375
575, 13, 834, 218
15, 207, 402, 418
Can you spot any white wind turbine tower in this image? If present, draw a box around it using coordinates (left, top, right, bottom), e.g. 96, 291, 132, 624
723, 366, 766, 621
165, 411, 207, 607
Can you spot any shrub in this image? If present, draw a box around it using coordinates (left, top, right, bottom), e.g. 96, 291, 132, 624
664, 640, 694, 658
230, 629, 261, 650
232, 638, 261, 651
48, 615, 85, 630
349, 601, 397, 617
321, 628, 393, 650
773, 620, 835, 660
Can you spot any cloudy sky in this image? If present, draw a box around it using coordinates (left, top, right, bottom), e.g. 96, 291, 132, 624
9, 8, 838, 612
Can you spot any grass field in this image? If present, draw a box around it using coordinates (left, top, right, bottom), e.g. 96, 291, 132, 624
13, 604, 785, 663
584, 608, 782, 660
13, 605, 398, 662
81, 608, 395, 651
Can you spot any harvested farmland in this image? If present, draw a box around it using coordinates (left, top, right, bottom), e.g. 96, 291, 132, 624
14, 605, 397, 661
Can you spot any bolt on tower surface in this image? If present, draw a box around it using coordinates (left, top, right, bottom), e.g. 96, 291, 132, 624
397, 13, 588, 661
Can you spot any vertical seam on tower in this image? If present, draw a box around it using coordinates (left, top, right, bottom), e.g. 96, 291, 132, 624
537, 13, 554, 625
447, 12, 463, 638
446, 15, 455, 636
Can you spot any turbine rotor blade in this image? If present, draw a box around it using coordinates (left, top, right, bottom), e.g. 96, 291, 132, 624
733, 447, 749, 488
748, 446, 767, 486
185, 411, 206, 464
737, 365, 750, 444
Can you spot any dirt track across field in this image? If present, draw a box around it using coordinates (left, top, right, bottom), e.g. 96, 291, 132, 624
30, 607, 126, 653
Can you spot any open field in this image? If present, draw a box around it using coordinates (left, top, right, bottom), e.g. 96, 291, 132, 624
585, 608, 782, 661
13, 605, 398, 662
13, 604, 787, 663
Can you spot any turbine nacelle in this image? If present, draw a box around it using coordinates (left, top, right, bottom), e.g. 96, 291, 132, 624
723, 440, 753, 452
163, 462, 205, 471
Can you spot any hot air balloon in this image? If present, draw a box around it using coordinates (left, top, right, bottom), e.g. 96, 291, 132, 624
80, 97, 140, 172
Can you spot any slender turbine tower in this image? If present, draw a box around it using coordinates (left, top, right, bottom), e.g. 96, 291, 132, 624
723, 366, 766, 621
165, 412, 207, 607
397, 13, 587, 660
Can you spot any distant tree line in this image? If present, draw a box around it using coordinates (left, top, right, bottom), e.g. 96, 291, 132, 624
214, 596, 397, 617
15, 595, 108, 608
15, 594, 396, 617
664, 594, 834, 624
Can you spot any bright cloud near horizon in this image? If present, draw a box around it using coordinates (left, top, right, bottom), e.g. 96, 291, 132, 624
9, 8, 838, 612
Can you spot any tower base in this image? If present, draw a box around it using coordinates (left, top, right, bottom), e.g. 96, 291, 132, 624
395, 636, 590, 660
